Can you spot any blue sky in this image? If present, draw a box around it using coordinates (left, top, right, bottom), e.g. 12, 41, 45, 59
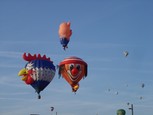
0, 0, 153, 115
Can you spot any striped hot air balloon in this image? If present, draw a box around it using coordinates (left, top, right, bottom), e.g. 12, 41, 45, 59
18, 53, 56, 99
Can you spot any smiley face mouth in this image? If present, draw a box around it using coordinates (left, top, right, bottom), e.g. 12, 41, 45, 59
67, 70, 82, 81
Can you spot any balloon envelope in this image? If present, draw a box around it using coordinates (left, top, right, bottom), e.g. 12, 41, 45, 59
58, 56, 88, 92
123, 51, 129, 57
58, 22, 72, 50
141, 83, 145, 88
18, 53, 56, 99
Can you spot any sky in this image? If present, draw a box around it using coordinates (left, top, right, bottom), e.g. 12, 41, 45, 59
0, 0, 153, 115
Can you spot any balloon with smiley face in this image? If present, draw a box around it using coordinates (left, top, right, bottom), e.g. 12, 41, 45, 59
58, 56, 88, 93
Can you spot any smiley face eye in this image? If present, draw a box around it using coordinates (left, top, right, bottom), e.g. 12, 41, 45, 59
76, 64, 80, 70
69, 64, 74, 70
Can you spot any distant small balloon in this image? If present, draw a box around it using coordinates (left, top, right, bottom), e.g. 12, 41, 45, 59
123, 51, 129, 57
115, 91, 119, 95
141, 83, 145, 88
140, 96, 143, 100
51, 107, 54, 111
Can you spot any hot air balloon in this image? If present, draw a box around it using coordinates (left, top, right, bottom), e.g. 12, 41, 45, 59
117, 109, 126, 115
58, 56, 88, 92
115, 91, 119, 95
58, 22, 72, 50
50, 107, 54, 111
141, 83, 145, 88
140, 96, 143, 100
18, 53, 56, 99
123, 51, 129, 57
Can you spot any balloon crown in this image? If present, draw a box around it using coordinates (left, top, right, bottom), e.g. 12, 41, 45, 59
23, 53, 52, 62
